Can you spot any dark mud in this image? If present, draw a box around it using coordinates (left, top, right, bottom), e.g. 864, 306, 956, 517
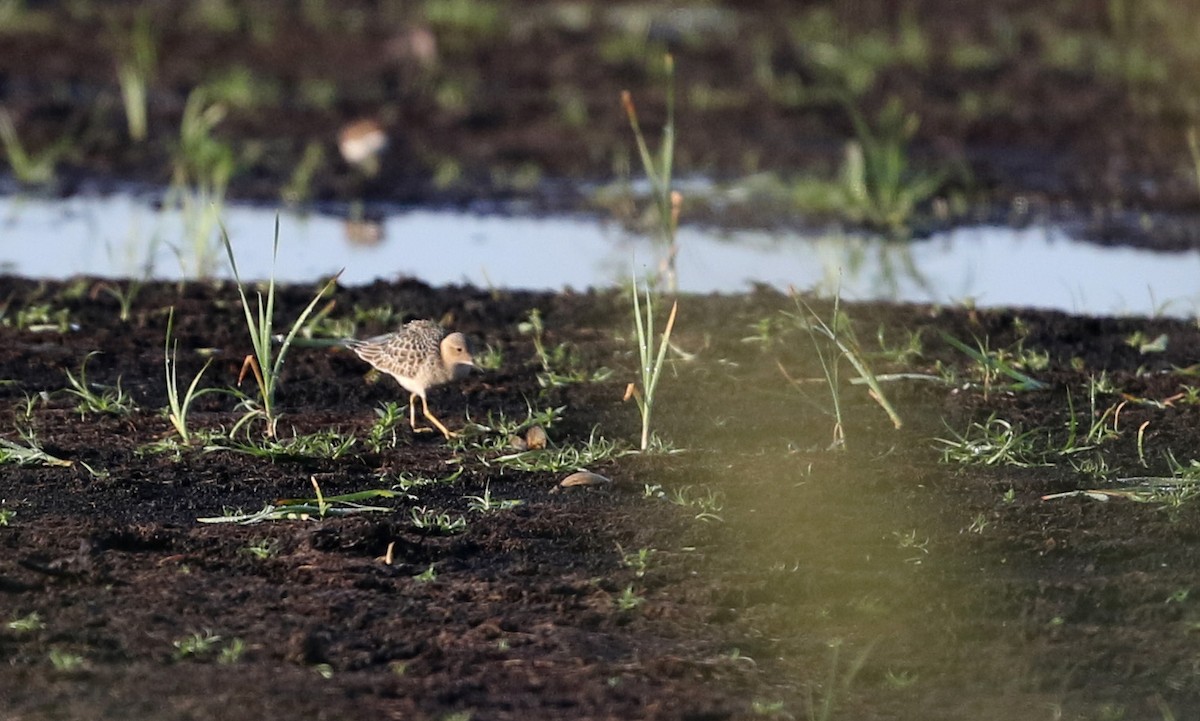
7, 1, 1200, 230
0, 278, 753, 720
2, 277, 1200, 719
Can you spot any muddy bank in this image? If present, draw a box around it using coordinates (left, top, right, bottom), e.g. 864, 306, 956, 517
5, 1, 1200, 228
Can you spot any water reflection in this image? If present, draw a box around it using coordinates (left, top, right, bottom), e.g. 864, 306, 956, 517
811, 232, 936, 301
3, 192, 1200, 317
343, 218, 385, 247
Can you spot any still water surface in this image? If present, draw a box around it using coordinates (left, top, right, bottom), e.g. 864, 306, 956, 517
3, 192, 1199, 317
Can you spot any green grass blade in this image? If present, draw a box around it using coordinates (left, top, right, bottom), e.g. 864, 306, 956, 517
940, 332, 1048, 391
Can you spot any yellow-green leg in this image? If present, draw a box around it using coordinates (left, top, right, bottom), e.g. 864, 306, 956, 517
420, 394, 456, 438
408, 394, 433, 434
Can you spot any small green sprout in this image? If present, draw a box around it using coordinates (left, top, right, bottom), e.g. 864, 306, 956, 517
8, 611, 44, 632
614, 585, 644, 611
173, 630, 222, 660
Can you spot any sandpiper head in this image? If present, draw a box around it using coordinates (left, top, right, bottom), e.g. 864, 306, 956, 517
440, 331, 476, 379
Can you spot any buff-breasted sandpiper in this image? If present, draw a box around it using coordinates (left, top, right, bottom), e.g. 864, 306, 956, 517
344, 319, 475, 438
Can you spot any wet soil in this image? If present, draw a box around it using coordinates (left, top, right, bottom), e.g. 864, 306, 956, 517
3, 277, 1200, 719
7, 1, 1200, 231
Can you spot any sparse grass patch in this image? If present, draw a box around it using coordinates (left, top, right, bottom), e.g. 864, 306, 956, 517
1, 302, 73, 333
294, 302, 352, 340
204, 65, 282, 110
63, 352, 136, 417
386, 468, 464, 494
1060, 389, 1121, 456
0, 427, 72, 468
409, 506, 467, 534
742, 314, 790, 349
170, 88, 236, 277
751, 699, 787, 717
942, 383, 1125, 470
873, 325, 924, 365
939, 332, 1047, 395
8, 387, 43, 421
768, 94, 952, 234
519, 309, 611, 388
491, 429, 626, 472
935, 415, 1046, 468
836, 97, 948, 234
474, 344, 503, 371
198, 485, 396, 524
364, 401, 404, 452
281, 140, 325, 206
1124, 330, 1168, 354
453, 404, 563, 452
423, 0, 504, 44
137, 434, 220, 460
206, 428, 358, 460
883, 669, 919, 690
665, 484, 724, 522
217, 638, 246, 664
464, 483, 522, 513
804, 639, 874, 721
1043, 455, 1200, 518
966, 512, 991, 534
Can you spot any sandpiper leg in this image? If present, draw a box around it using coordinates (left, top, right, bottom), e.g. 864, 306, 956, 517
420, 394, 456, 438
408, 394, 432, 433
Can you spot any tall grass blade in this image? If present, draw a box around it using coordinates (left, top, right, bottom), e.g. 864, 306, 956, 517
621, 54, 680, 291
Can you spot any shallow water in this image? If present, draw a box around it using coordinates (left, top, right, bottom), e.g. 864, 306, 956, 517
5, 192, 1200, 317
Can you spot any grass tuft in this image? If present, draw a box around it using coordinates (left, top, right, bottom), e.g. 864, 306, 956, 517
0, 427, 71, 468
626, 280, 678, 452
783, 292, 901, 449
222, 219, 341, 437
163, 307, 217, 444
63, 353, 136, 417
0, 109, 72, 186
